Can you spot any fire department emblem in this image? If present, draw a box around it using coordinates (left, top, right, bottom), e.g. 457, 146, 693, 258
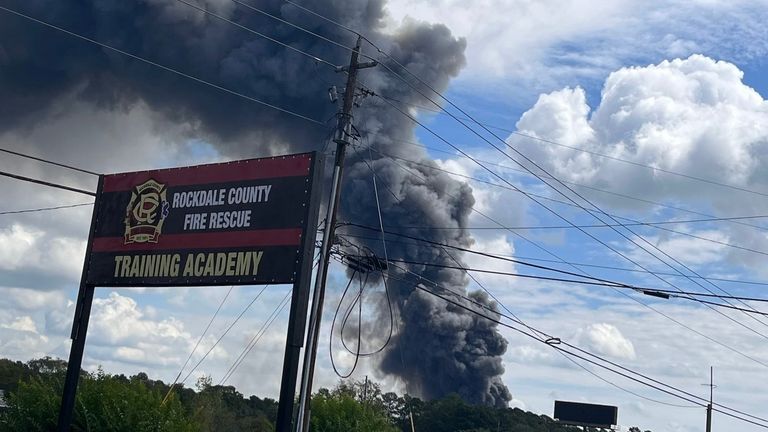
124, 179, 169, 244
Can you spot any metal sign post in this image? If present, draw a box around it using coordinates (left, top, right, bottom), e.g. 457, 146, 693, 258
56, 152, 323, 432
57, 176, 103, 431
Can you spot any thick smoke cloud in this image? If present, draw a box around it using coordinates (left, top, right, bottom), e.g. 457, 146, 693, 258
0, 0, 511, 406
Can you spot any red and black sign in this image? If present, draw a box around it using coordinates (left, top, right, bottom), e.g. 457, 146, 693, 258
85, 152, 322, 286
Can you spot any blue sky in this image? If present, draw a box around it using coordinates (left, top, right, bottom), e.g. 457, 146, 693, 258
2, 1, 768, 432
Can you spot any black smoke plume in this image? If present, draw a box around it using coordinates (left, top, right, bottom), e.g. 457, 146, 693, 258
0, 0, 511, 407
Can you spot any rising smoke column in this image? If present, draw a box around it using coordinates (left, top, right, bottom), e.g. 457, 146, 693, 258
0, 0, 511, 406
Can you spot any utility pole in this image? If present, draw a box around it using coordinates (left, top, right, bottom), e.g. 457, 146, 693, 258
705, 366, 714, 432
295, 35, 376, 432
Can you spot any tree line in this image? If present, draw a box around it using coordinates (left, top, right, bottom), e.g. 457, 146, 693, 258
0, 357, 651, 432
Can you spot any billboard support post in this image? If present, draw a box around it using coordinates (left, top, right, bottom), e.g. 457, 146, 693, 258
57, 175, 104, 432
275, 155, 324, 432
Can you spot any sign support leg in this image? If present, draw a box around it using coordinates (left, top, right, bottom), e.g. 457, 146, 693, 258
275, 153, 324, 432
275, 280, 309, 432
56, 175, 102, 432
57, 284, 95, 432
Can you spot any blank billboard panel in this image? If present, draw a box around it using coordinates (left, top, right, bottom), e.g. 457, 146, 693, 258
554, 400, 618, 427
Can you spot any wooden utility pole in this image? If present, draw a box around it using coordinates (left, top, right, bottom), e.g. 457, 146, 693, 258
706, 366, 714, 432
295, 35, 376, 432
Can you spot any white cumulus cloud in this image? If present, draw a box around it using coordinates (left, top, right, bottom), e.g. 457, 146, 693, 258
575, 322, 636, 360
507, 54, 768, 273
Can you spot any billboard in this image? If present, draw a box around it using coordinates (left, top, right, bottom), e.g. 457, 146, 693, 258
85, 152, 321, 286
554, 400, 618, 427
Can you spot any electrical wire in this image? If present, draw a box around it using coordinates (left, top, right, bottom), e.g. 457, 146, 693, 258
0, 202, 93, 216
0, 169, 96, 197
338, 272, 368, 356
173, 0, 341, 69
360, 136, 768, 233
373, 216, 768, 231
230, 0, 358, 52
218, 256, 321, 385
363, 258, 768, 427
375, 94, 768, 200
351, 144, 768, 368
440, 246, 700, 409
162, 285, 235, 404
219, 288, 293, 385
227, 3, 768, 423
360, 146, 395, 354
382, 256, 768, 315
0, 5, 328, 127
217, 0, 768, 366
341, 225, 768, 307
349, 141, 768, 364
329, 271, 362, 378
370, 93, 768, 341
377, 80, 768, 335
0, 147, 100, 176
227, 0, 768, 335
339, 231, 768, 288
294, 8, 768, 339
236, 0, 758, 244
177, 284, 271, 387
383, 251, 700, 409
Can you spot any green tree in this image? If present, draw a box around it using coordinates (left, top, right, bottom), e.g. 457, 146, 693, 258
2, 367, 198, 432
310, 381, 398, 432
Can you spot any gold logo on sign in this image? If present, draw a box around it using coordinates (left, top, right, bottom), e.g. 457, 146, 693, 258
124, 179, 169, 244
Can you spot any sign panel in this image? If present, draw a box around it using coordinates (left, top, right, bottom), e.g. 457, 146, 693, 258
86, 152, 320, 286
554, 400, 618, 427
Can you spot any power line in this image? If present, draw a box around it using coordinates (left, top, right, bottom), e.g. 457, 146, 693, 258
335, 252, 768, 427
0, 202, 93, 216
380, 257, 768, 315
367, 260, 768, 428
254, 2, 768, 424
329, 271, 363, 378
370, 87, 768, 341
230, 0, 357, 52
361, 144, 768, 257
353, 141, 768, 368
352, 141, 768, 363
352, 138, 768, 367
380, 254, 700, 409
358, 144, 768, 262
234, 0, 768, 333
315, 9, 768, 337
0, 5, 328, 127
381, 95, 768, 200
374, 94, 768, 200
250, 2, 768, 422
177, 284, 271, 387
0, 170, 96, 197
236, 0, 768, 334
374, 215, 768, 231
219, 288, 293, 385
0, 147, 100, 176
336, 231, 768, 305
340, 231, 768, 288
360, 133, 768, 233
350, 139, 600, 291
162, 285, 235, 404
439, 244, 700, 409
174, 0, 341, 69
